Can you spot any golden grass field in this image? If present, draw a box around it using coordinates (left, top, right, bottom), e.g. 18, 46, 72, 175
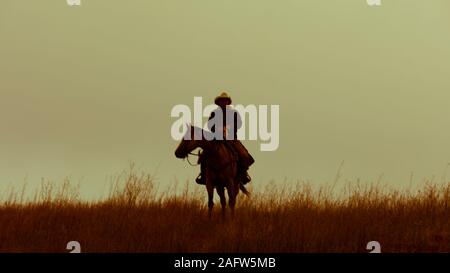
0, 168, 449, 253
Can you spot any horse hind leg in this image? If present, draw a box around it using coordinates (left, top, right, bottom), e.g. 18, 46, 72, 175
216, 186, 227, 220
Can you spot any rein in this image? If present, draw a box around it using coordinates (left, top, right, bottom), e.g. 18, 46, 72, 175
186, 151, 200, 166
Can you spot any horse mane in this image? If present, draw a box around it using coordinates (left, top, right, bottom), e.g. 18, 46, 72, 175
190, 126, 213, 141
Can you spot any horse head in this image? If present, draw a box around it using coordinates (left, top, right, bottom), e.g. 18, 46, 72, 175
174, 125, 204, 158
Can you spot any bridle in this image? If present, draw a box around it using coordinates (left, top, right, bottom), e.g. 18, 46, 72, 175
186, 151, 200, 166
183, 142, 235, 170
179, 127, 235, 168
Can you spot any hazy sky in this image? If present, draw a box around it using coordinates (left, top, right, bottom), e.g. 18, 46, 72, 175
1, 0, 450, 198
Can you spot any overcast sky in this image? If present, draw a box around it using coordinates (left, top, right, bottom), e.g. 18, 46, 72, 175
1, 0, 450, 199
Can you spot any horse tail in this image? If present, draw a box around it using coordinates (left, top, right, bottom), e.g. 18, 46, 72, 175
239, 184, 250, 196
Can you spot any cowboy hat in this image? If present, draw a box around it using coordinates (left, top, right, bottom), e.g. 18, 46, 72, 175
214, 92, 232, 105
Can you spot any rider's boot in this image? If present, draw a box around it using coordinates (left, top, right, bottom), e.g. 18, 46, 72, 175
242, 171, 251, 184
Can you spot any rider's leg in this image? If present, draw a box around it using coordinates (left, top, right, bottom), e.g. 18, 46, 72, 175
232, 140, 254, 184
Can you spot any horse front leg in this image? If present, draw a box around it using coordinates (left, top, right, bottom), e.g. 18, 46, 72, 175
216, 186, 227, 220
206, 179, 214, 219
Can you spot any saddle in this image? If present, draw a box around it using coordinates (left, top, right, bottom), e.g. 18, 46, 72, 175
196, 140, 252, 185
223, 141, 239, 160
197, 141, 238, 164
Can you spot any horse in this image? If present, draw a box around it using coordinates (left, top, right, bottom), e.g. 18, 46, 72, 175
175, 125, 249, 218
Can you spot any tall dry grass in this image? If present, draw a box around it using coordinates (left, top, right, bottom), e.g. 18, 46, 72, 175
0, 167, 449, 253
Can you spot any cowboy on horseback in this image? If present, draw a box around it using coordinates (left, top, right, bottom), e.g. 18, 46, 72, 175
196, 92, 255, 185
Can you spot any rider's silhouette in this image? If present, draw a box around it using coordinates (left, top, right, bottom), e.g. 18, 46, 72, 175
196, 92, 254, 185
